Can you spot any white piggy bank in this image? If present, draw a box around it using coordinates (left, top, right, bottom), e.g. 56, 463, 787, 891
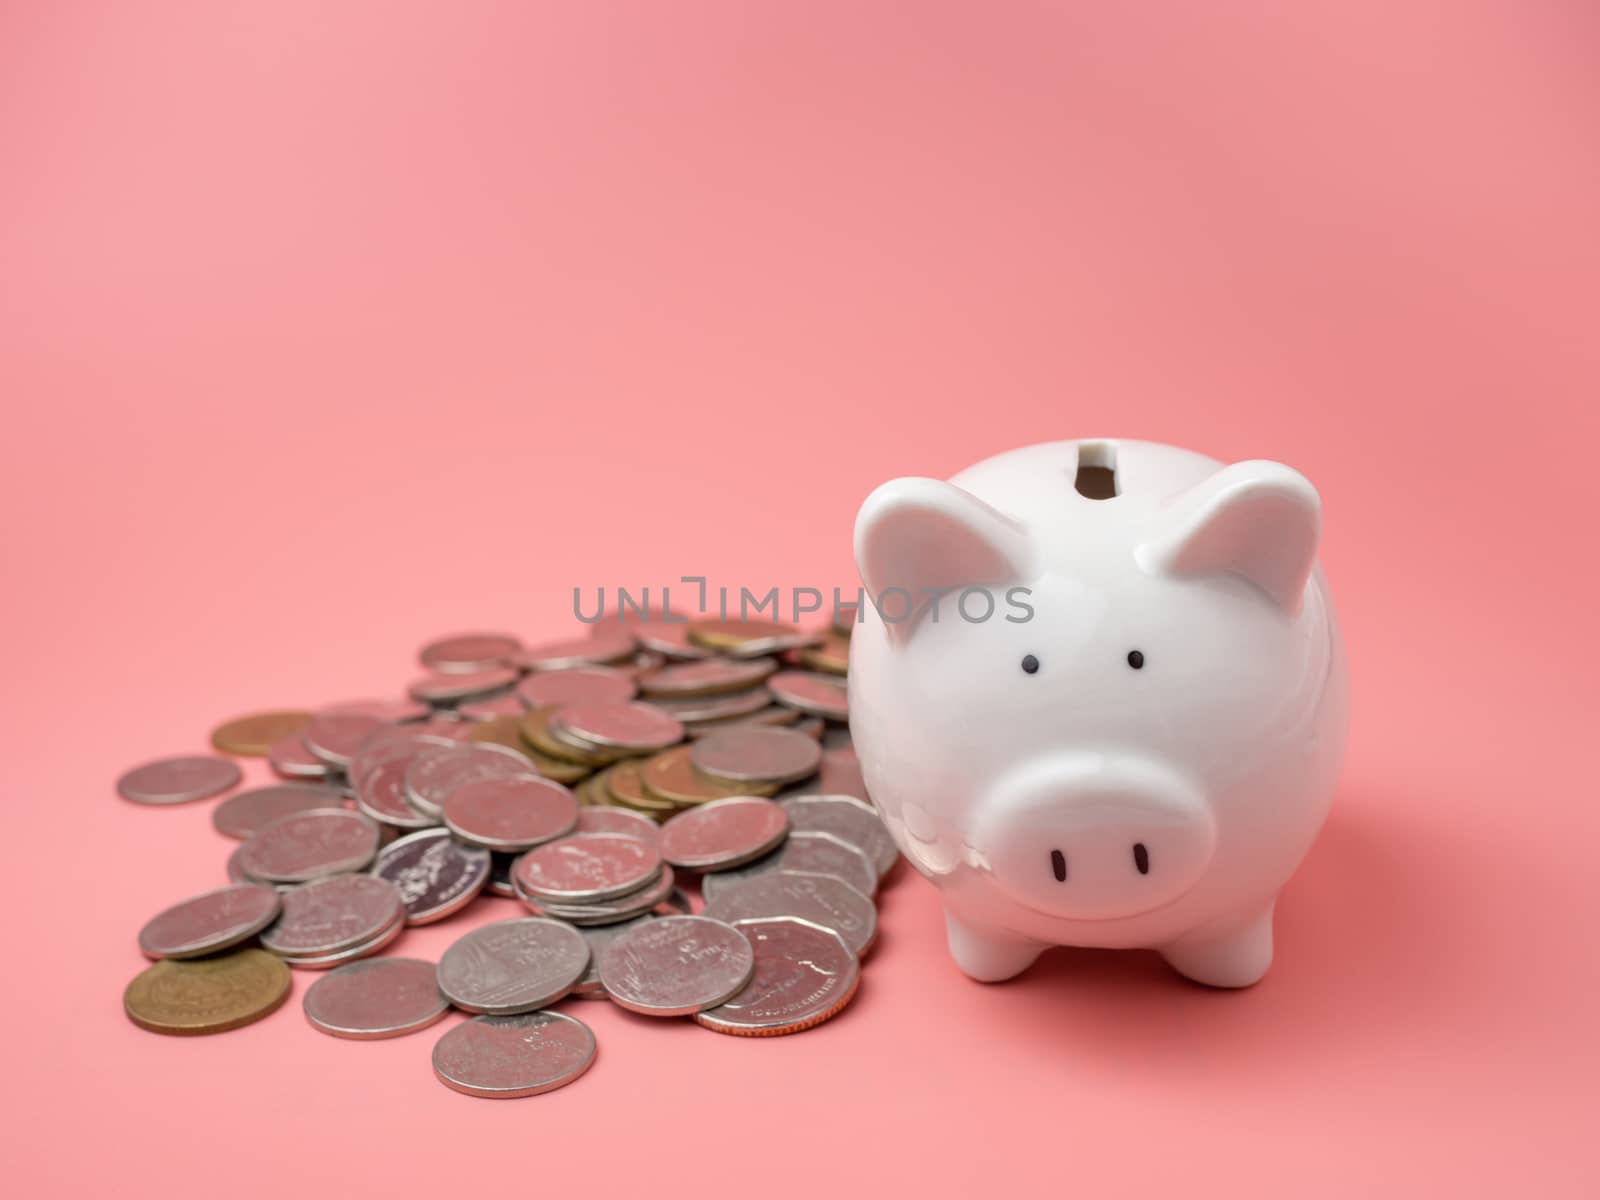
848, 439, 1348, 988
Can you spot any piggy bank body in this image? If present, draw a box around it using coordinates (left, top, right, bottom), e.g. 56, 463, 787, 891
849, 439, 1347, 987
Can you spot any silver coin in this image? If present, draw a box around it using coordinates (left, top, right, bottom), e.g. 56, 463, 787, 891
273, 916, 405, 969
780, 794, 898, 879
633, 621, 714, 660
638, 657, 778, 697
550, 700, 683, 753
212, 784, 345, 839
349, 728, 456, 792
766, 670, 849, 721
259, 873, 405, 957
303, 957, 450, 1039
517, 865, 675, 926
702, 869, 877, 957
597, 915, 754, 1017
138, 883, 282, 960
722, 631, 823, 659
571, 914, 656, 998
116, 755, 241, 805
516, 666, 637, 709
419, 632, 522, 674
267, 734, 334, 780
432, 1010, 596, 1099
301, 711, 391, 768
407, 667, 519, 705
443, 775, 579, 852
355, 756, 441, 830
514, 833, 662, 902
695, 916, 860, 1037
690, 726, 821, 785
514, 632, 636, 671
573, 806, 660, 846
645, 687, 772, 723
701, 830, 877, 902
404, 742, 535, 818
237, 808, 381, 883
437, 917, 590, 1014
371, 827, 491, 924
658, 796, 789, 872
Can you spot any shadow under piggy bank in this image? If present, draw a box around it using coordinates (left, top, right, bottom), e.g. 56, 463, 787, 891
970, 786, 1475, 1076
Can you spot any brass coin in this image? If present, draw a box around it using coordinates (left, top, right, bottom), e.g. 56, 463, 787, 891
640, 746, 777, 806
468, 712, 588, 783
211, 710, 313, 757
798, 634, 849, 676
519, 707, 618, 768
686, 618, 815, 656
123, 948, 291, 1036
605, 759, 675, 816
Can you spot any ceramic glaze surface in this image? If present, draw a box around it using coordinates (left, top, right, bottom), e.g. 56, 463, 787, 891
849, 439, 1348, 987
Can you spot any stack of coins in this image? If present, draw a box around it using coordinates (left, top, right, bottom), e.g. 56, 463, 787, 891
119, 612, 894, 1097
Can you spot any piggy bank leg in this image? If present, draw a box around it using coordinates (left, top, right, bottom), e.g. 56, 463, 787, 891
1159, 904, 1275, 988
944, 910, 1044, 982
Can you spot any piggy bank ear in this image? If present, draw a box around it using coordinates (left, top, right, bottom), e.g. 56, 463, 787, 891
1137, 461, 1322, 614
854, 477, 1034, 644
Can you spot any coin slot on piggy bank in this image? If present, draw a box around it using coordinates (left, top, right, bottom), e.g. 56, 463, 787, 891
848, 437, 1348, 989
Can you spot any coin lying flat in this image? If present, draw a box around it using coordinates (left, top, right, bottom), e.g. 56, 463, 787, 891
303, 957, 449, 1039
765, 671, 849, 721
267, 734, 333, 780
690, 726, 821, 786
798, 634, 849, 676
701, 830, 877, 902
514, 632, 636, 671
371, 828, 491, 924
407, 667, 519, 705
702, 869, 877, 957
550, 700, 684, 753
355, 755, 442, 830
116, 755, 242, 806
237, 808, 382, 884
515, 833, 662, 903
516, 667, 637, 710
687, 618, 813, 656
259, 873, 405, 959
444, 775, 579, 852
597, 915, 755, 1017
432, 1010, 597, 1099
695, 917, 860, 1037
658, 796, 789, 872
437, 918, 591, 1015
638, 657, 778, 698
138, 883, 283, 960
574, 806, 660, 845
419, 632, 522, 674
404, 742, 535, 818
780, 794, 898, 879
212, 784, 346, 839
124, 948, 291, 1036
600, 759, 675, 816
457, 693, 526, 721
633, 621, 714, 660
639, 745, 772, 806
210, 710, 312, 756
647, 687, 772, 724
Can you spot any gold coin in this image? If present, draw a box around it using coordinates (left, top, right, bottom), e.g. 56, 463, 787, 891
123, 948, 291, 1036
686, 618, 802, 654
210, 710, 312, 757
605, 759, 675, 816
519, 707, 621, 768
469, 714, 592, 784
799, 634, 849, 676
640, 745, 777, 806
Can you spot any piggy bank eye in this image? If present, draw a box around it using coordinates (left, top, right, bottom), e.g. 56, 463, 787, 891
1126, 650, 1145, 670
1021, 654, 1040, 674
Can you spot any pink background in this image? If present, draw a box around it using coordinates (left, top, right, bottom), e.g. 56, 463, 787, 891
3, 2, 1596, 1195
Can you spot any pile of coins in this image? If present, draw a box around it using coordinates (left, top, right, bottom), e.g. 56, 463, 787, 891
118, 614, 894, 1098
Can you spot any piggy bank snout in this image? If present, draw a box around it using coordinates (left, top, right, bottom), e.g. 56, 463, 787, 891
974, 758, 1216, 922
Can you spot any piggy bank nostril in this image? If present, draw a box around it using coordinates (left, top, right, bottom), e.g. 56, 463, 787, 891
1133, 843, 1150, 875
1050, 849, 1067, 882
